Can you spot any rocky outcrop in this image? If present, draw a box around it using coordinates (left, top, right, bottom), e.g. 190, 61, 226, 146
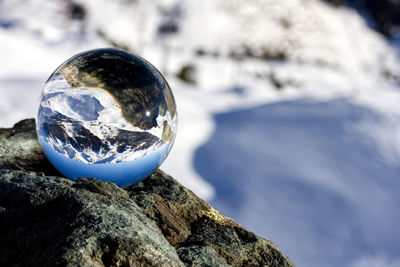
0, 119, 294, 267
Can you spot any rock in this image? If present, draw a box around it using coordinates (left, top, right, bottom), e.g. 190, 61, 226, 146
0, 119, 294, 267
0, 119, 61, 175
324, 0, 400, 37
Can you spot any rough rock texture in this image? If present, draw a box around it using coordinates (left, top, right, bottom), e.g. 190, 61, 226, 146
0, 119, 294, 267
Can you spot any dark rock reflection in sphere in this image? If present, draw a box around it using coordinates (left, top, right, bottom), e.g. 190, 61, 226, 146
36, 48, 177, 186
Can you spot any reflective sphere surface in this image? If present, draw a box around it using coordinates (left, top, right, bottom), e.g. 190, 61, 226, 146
36, 48, 177, 186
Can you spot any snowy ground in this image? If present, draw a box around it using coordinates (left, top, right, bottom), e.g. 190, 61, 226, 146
195, 98, 400, 267
1, 0, 400, 266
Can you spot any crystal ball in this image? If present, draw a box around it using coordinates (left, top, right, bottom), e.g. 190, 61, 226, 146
36, 48, 177, 187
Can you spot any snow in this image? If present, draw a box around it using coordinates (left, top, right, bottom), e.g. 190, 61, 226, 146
194, 96, 400, 267
1, 0, 400, 266
350, 255, 400, 267
178, 0, 399, 74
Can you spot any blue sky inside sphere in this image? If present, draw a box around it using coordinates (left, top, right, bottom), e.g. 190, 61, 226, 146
38, 135, 169, 187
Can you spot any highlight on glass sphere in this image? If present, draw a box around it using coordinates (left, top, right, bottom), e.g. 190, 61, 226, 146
36, 48, 177, 187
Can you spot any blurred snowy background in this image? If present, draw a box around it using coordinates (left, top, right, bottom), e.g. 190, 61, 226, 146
1, 0, 400, 266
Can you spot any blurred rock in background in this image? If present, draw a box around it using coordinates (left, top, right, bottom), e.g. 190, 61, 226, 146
324, 0, 400, 38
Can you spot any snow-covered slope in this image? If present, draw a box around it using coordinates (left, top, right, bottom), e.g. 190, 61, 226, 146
1, 1, 400, 266
179, 0, 398, 73
2, 0, 399, 75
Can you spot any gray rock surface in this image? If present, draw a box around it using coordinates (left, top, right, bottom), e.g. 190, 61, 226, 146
0, 119, 294, 267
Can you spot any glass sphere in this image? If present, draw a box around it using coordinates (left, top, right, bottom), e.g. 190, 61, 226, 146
36, 48, 177, 187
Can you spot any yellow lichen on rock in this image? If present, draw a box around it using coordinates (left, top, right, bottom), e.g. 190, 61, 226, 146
202, 207, 226, 222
